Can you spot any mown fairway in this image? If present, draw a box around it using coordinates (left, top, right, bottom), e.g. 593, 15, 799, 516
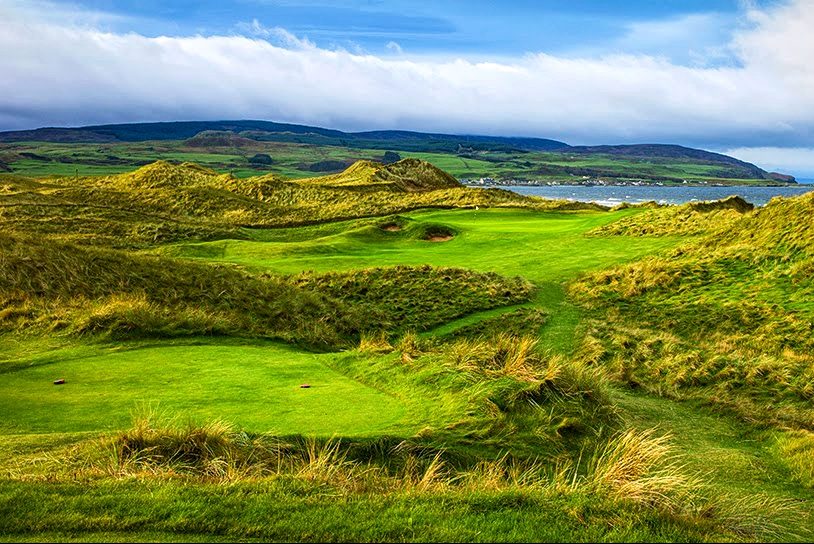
1, 208, 674, 436
172, 208, 680, 279
0, 341, 409, 436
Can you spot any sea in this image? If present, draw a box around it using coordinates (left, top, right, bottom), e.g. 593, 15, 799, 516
497, 180, 814, 207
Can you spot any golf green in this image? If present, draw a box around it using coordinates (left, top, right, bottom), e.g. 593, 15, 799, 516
0, 342, 409, 435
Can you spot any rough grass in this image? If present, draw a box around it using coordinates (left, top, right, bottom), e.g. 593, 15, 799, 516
0, 160, 599, 247
774, 430, 814, 488
294, 266, 533, 334
590, 195, 754, 237
0, 230, 356, 348
0, 411, 801, 542
437, 308, 548, 341
0, 231, 532, 349
570, 190, 814, 428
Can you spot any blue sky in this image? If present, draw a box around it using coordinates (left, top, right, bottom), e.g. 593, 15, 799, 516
1, 0, 813, 175
52, 0, 748, 61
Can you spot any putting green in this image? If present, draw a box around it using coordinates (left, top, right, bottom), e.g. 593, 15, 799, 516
172, 208, 679, 281
0, 341, 409, 435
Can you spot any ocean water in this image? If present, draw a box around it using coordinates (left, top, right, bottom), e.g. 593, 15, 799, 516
499, 184, 814, 207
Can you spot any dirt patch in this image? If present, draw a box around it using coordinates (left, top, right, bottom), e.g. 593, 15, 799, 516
380, 222, 402, 232
426, 234, 453, 242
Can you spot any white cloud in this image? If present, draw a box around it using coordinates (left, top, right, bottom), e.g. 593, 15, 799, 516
0, 0, 812, 152
234, 19, 316, 49
385, 41, 403, 55
724, 147, 814, 178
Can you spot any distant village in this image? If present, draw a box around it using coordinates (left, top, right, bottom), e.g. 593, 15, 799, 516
461, 176, 723, 187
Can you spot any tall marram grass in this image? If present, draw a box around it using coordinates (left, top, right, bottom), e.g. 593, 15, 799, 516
101, 414, 687, 498
1, 160, 600, 247
1, 231, 534, 350
51, 414, 796, 540
571, 190, 814, 429
774, 430, 814, 488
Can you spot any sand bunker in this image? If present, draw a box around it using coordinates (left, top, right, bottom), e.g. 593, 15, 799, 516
422, 226, 455, 242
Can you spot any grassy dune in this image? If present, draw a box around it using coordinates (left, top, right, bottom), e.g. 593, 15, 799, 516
0, 160, 598, 247
0, 160, 812, 541
572, 192, 814, 428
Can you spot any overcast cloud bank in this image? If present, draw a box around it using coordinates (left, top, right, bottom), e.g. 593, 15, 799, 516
0, 0, 812, 173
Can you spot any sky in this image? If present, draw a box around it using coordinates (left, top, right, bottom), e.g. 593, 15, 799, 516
1, 0, 813, 176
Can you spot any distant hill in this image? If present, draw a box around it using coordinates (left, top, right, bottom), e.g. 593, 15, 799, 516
0, 120, 567, 153
568, 144, 768, 179
0, 120, 793, 182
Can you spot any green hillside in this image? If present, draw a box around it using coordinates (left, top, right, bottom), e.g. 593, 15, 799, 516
0, 120, 795, 184
0, 159, 811, 542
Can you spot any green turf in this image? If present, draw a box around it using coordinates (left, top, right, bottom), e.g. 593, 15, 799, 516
173, 208, 678, 279
3, 175, 813, 541
169, 208, 679, 354
0, 340, 410, 436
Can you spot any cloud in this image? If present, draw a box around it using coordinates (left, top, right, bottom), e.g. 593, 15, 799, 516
234, 19, 316, 49
0, 0, 812, 152
385, 41, 403, 55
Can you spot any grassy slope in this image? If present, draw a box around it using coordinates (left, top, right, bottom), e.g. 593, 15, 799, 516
571, 193, 814, 428
0, 139, 777, 184
1, 161, 812, 541
169, 208, 678, 354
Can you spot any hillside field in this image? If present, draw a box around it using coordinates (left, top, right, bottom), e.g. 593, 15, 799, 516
0, 137, 790, 185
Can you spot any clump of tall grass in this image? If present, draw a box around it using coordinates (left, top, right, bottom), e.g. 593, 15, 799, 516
773, 430, 814, 488
395, 330, 424, 363
72, 293, 234, 338
358, 331, 394, 354
444, 333, 612, 404
107, 410, 270, 480
581, 429, 691, 510
445, 333, 540, 381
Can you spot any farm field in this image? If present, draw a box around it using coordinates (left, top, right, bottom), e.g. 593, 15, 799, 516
0, 159, 812, 541
0, 137, 786, 185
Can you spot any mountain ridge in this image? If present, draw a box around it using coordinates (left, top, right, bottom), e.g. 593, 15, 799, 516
0, 119, 793, 182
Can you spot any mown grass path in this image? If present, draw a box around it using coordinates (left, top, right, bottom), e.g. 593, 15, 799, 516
617, 390, 813, 537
